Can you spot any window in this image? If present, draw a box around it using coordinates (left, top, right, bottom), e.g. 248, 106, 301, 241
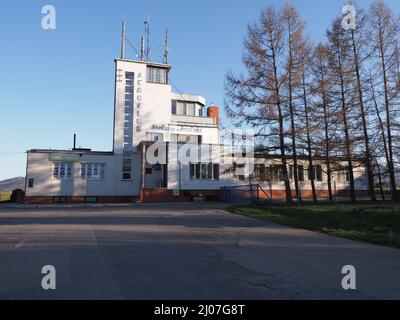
338, 169, 351, 182
289, 165, 305, 182
308, 165, 323, 182
176, 102, 185, 115
53, 163, 72, 180
170, 134, 199, 144
269, 165, 285, 181
147, 66, 168, 84
28, 178, 34, 188
186, 103, 195, 116
146, 133, 163, 142
171, 101, 177, 114
171, 101, 203, 117
190, 163, 220, 181
251, 164, 266, 181
122, 156, 132, 180
81, 164, 105, 180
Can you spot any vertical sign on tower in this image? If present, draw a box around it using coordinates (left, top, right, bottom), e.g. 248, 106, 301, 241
136, 73, 143, 135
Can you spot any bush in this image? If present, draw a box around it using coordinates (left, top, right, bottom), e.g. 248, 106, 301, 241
10, 189, 25, 203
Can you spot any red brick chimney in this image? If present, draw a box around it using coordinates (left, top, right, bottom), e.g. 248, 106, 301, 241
207, 105, 219, 128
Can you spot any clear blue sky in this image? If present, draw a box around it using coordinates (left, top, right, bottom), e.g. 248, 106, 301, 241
1, 0, 399, 180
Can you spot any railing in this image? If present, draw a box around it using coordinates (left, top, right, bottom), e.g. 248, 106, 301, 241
220, 184, 272, 204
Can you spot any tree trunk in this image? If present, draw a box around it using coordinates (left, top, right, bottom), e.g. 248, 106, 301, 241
351, 29, 376, 201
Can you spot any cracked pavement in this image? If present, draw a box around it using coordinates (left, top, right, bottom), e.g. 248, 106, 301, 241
0, 203, 399, 300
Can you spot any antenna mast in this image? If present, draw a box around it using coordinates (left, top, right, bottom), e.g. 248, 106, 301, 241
144, 17, 150, 61
120, 21, 125, 59
163, 28, 169, 65
140, 36, 145, 61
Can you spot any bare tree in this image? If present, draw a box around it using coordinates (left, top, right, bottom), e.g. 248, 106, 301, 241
225, 6, 293, 203
348, 6, 377, 201
282, 3, 307, 204
327, 18, 357, 202
312, 44, 334, 202
368, 0, 398, 201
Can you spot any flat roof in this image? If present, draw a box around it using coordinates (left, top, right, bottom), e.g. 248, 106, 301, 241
115, 58, 172, 69
28, 149, 114, 156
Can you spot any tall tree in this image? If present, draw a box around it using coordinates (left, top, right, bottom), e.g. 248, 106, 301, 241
312, 44, 334, 202
368, 0, 398, 201
298, 40, 318, 203
282, 3, 307, 204
225, 6, 293, 203
348, 7, 377, 201
328, 18, 357, 202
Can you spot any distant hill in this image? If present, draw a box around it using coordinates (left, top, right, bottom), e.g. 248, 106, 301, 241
0, 177, 25, 192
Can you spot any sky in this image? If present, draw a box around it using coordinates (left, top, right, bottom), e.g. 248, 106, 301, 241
1, 0, 399, 180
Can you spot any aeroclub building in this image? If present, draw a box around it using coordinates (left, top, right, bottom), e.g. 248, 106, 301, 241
24, 28, 369, 204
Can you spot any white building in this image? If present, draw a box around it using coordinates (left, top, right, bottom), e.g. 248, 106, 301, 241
24, 27, 369, 204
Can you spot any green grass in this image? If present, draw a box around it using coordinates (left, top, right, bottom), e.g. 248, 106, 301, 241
0, 192, 11, 202
228, 202, 400, 249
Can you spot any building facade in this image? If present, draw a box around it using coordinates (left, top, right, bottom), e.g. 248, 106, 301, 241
24, 35, 369, 204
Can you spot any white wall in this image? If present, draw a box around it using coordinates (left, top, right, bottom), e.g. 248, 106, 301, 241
25, 152, 141, 197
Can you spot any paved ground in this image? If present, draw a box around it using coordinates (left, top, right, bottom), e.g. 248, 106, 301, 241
0, 203, 399, 300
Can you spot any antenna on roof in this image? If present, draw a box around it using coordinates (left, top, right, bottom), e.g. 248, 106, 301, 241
140, 35, 145, 61
144, 17, 150, 61
120, 21, 126, 59
163, 28, 169, 65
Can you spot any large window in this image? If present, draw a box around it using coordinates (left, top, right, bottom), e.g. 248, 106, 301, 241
81, 164, 105, 180
147, 66, 168, 84
172, 101, 202, 117
337, 168, 350, 182
251, 164, 266, 181
269, 165, 285, 181
53, 163, 72, 180
190, 163, 219, 181
289, 165, 305, 182
308, 165, 323, 182
122, 155, 133, 180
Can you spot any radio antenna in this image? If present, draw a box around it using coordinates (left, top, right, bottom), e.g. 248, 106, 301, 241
144, 17, 150, 61
163, 28, 169, 64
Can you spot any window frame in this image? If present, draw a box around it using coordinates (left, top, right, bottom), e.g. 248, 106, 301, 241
190, 163, 220, 181
81, 163, 106, 181
53, 163, 72, 180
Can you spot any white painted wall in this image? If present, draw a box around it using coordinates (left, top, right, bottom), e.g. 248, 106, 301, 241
25, 151, 141, 197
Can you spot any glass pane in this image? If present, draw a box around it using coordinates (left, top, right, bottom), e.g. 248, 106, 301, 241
123, 173, 132, 180
60, 164, 65, 179
207, 163, 213, 179
81, 165, 86, 179
66, 165, 71, 179
87, 165, 92, 179
187, 103, 195, 116
53, 165, 59, 178
100, 165, 105, 180
213, 164, 219, 180
201, 164, 207, 179
177, 102, 185, 115
93, 165, 99, 179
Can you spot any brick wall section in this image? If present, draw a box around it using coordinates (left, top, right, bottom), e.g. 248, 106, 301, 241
140, 189, 220, 203
24, 196, 137, 204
